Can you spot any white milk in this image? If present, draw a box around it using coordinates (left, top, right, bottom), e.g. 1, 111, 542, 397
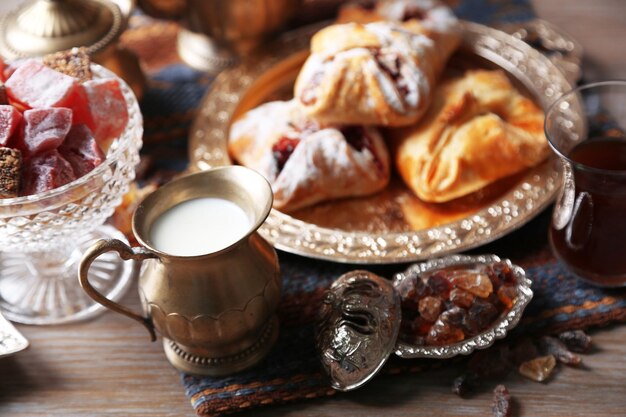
149, 197, 251, 256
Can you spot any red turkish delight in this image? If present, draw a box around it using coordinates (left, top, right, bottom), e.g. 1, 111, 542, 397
18, 108, 72, 156
5, 59, 78, 109
2, 59, 22, 83
66, 85, 91, 126
82, 78, 128, 145
0, 105, 22, 146
21, 150, 76, 196
0, 55, 130, 198
0, 82, 7, 104
59, 124, 105, 177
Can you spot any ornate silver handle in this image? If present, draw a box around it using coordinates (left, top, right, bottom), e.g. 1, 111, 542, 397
78, 239, 159, 341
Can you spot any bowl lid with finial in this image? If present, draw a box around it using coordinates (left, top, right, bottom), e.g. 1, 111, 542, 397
0, 0, 124, 60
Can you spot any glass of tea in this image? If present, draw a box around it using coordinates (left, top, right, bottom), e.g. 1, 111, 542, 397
545, 81, 626, 287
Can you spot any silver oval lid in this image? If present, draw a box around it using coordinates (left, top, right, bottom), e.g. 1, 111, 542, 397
316, 270, 401, 391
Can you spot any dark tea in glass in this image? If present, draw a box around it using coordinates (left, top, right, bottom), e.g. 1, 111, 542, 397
545, 81, 626, 287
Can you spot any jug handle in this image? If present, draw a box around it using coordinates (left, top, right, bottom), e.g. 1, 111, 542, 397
79, 239, 159, 342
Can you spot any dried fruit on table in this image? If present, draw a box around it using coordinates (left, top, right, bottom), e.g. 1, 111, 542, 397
5, 59, 78, 109
426, 318, 464, 345
21, 150, 76, 196
486, 261, 515, 287
398, 261, 518, 346
0, 104, 22, 146
492, 384, 512, 417
539, 336, 581, 366
464, 298, 498, 335
558, 330, 592, 353
418, 296, 443, 322
450, 271, 493, 298
43, 47, 92, 82
451, 372, 480, 397
450, 287, 475, 308
439, 306, 466, 328
399, 315, 430, 344
497, 285, 517, 309
17, 108, 72, 156
0, 147, 22, 198
58, 124, 105, 177
397, 273, 430, 311
518, 354, 556, 382
426, 271, 452, 297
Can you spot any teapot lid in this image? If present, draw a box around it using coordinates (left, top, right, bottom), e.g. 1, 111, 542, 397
316, 270, 401, 391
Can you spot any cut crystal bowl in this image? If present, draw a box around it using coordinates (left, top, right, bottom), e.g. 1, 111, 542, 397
0, 64, 142, 325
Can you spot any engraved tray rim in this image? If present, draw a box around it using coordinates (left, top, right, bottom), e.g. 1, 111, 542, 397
188, 20, 572, 264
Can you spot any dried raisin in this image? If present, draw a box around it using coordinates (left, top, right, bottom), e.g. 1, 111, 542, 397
558, 330, 592, 353
518, 355, 556, 382
492, 384, 512, 417
539, 336, 581, 366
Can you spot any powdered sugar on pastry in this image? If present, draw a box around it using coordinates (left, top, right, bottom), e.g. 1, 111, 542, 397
376, 0, 459, 35
295, 21, 454, 126
228, 100, 306, 180
366, 22, 434, 108
228, 99, 390, 211
272, 127, 389, 210
335, 0, 461, 82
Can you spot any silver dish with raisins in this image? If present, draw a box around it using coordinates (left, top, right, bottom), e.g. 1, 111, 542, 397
393, 254, 533, 358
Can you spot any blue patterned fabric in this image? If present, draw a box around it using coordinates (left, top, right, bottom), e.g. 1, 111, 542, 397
127, 1, 626, 415
182, 210, 626, 416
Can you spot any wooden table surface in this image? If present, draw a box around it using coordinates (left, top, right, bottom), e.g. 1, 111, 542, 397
2, 1, 626, 416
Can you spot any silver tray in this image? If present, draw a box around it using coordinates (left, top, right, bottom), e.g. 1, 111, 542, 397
189, 21, 573, 264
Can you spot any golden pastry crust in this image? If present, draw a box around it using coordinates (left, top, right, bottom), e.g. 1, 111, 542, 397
392, 69, 549, 203
295, 21, 457, 127
229, 100, 390, 211
337, 0, 460, 68
338, 0, 459, 41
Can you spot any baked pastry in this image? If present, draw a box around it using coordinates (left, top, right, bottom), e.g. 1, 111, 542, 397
229, 100, 390, 211
391, 69, 549, 203
338, 0, 459, 36
337, 0, 460, 66
294, 21, 458, 126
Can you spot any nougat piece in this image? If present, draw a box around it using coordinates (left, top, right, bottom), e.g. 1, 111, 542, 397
43, 47, 93, 83
0, 147, 22, 198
